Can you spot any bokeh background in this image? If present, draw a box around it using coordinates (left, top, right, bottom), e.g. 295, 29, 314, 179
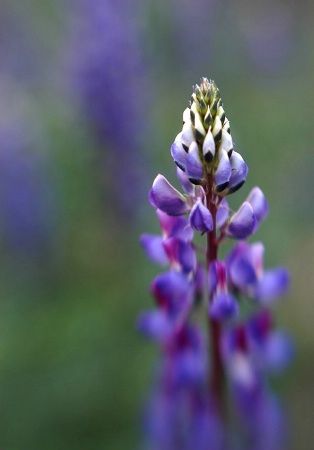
0, 0, 313, 449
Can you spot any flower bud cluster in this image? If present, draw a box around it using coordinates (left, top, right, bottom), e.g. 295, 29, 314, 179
139, 79, 292, 450
171, 78, 248, 194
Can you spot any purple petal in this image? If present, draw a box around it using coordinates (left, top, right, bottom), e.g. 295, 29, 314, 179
248, 309, 272, 341
189, 199, 213, 233
140, 234, 168, 265
163, 238, 196, 273
216, 198, 229, 228
254, 268, 290, 302
227, 151, 248, 194
176, 166, 195, 195
185, 141, 204, 184
246, 186, 269, 223
226, 202, 257, 239
170, 132, 187, 171
263, 331, 294, 373
208, 262, 219, 297
149, 174, 189, 216
209, 292, 239, 320
151, 271, 193, 320
156, 209, 194, 241
226, 241, 249, 273
137, 310, 172, 340
174, 350, 206, 386
228, 249, 258, 290
214, 149, 231, 193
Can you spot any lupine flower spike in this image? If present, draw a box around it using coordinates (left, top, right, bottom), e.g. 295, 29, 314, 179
139, 78, 292, 450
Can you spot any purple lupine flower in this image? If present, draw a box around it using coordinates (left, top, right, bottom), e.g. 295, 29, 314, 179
68, 0, 148, 218
226, 241, 290, 303
208, 261, 239, 320
140, 210, 193, 266
149, 175, 191, 216
190, 199, 213, 233
226, 202, 257, 239
139, 78, 292, 449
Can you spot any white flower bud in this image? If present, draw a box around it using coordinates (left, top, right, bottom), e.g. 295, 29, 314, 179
202, 130, 216, 162
212, 115, 222, 142
181, 120, 195, 151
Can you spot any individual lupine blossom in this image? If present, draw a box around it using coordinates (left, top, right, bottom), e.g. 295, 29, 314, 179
139, 78, 292, 450
68, 0, 148, 218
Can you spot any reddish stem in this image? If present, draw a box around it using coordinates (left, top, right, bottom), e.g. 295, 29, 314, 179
205, 173, 224, 412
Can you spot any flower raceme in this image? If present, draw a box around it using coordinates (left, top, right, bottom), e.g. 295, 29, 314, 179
139, 78, 291, 450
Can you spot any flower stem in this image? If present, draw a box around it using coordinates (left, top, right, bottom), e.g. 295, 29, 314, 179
206, 173, 225, 412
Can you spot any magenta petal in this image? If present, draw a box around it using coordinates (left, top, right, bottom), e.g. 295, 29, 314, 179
140, 234, 168, 265
254, 268, 290, 303
216, 199, 229, 228
149, 174, 189, 216
170, 133, 187, 171
246, 186, 269, 223
185, 142, 204, 184
214, 149, 231, 192
189, 200, 213, 233
209, 292, 239, 320
226, 202, 257, 239
227, 151, 248, 194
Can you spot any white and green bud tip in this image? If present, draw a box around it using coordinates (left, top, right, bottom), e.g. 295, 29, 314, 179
171, 78, 248, 195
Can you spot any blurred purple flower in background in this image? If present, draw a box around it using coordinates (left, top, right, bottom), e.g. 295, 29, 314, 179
0, 79, 56, 263
68, 0, 149, 219
234, 2, 296, 74
169, 0, 217, 78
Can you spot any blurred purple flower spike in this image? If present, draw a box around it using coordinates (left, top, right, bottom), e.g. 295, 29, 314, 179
68, 0, 148, 218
